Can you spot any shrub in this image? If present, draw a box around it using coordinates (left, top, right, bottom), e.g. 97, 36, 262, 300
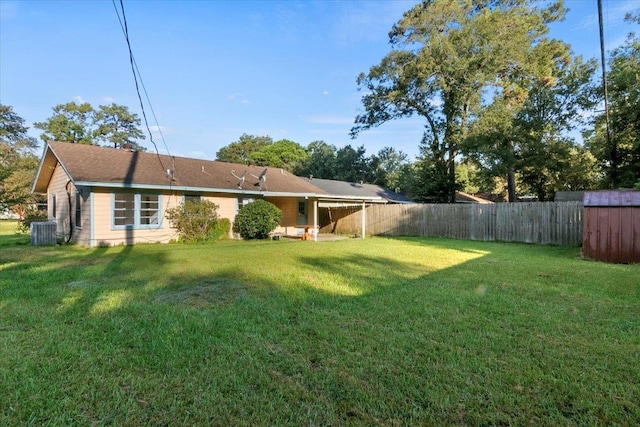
18, 208, 48, 233
209, 217, 231, 240
232, 199, 282, 240
165, 200, 220, 243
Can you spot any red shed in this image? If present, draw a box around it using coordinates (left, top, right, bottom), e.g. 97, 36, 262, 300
582, 190, 640, 263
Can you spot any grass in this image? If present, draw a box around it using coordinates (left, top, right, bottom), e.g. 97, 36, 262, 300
0, 220, 638, 425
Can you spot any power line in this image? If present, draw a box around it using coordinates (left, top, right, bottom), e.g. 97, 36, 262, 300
111, 0, 174, 175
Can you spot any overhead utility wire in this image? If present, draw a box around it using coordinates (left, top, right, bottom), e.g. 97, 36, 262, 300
112, 0, 173, 173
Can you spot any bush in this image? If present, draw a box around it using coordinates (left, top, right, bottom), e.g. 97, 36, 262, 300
209, 217, 231, 240
232, 199, 282, 240
18, 208, 48, 233
165, 200, 220, 243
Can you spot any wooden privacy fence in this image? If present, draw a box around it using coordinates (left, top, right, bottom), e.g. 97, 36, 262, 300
321, 202, 583, 246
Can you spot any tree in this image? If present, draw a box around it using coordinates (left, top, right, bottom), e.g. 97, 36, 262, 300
586, 12, 640, 188
216, 134, 273, 164
370, 146, 409, 192
34, 102, 96, 144
33, 101, 146, 150
93, 103, 145, 150
464, 52, 598, 201
351, 0, 566, 202
249, 139, 309, 172
334, 145, 370, 183
0, 104, 41, 216
294, 141, 338, 179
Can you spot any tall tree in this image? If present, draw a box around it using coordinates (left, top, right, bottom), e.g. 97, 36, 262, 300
334, 145, 370, 183
249, 139, 309, 172
0, 105, 40, 215
586, 12, 640, 188
216, 134, 273, 164
351, 0, 566, 202
464, 53, 598, 201
93, 103, 145, 150
34, 101, 96, 144
370, 146, 409, 192
294, 141, 337, 179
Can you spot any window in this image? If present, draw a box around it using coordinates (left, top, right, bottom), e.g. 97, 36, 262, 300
140, 194, 159, 225
298, 200, 307, 216
113, 193, 161, 229
184, 194, 201, 205
51, 194, 57, 219
75, 193, 82, 228
236, 197, 254, 214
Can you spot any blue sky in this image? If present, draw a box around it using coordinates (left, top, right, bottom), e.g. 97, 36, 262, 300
1, 0, 638, 161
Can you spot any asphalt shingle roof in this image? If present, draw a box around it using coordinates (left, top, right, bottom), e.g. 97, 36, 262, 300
35, 141, 326, 195
300, 177, 413, 203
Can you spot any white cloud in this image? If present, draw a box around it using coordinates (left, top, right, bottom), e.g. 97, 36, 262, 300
73, 95, 86, 104
322, 90, 330, 96
103, 96, 115, 103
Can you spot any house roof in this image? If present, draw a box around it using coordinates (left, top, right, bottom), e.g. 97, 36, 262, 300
300, 177, 413, 204
33, 141, 327, 196
583, 190, 640, 207
455, 191, 494, 204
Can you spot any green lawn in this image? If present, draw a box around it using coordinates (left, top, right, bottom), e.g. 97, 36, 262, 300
1, 221, 638, 425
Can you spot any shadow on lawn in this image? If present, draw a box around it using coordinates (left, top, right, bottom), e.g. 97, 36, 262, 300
1, 237, 639, 426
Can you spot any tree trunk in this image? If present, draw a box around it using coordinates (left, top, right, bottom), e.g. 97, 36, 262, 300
507, 165, 517, 202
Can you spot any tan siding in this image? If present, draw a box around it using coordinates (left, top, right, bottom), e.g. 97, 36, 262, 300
90, 189, 179, 246
266, 197, 313, 236
70, 185, 92, 246
48, 164, 71, 239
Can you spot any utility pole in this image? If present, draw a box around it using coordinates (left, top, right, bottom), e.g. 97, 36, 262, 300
598, 0, 615, 187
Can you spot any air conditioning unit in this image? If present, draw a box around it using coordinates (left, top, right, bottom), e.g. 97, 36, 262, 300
30, 221, 57, 245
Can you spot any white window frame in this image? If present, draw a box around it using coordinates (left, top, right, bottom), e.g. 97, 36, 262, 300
236, 197, 254, 214
112, 193, 162, 229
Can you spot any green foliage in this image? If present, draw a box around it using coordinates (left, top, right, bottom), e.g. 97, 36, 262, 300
585, 13, 640, 188
93, 103, 145, 150
232, 199, 282, 240
295, 140, 338, 179
216, 134, 273, 164
370, 146, 409, 192
464, 53, 598, 200
165, 200, 220, 243
33, 102, 145, 150
0, 104, 41, 213
34, 101, 96, 144
249, 139, 309, 172
17, 207, 48, 233
352, 0, 567, 202
208, 217, 231, 240
334, 144, 371, 183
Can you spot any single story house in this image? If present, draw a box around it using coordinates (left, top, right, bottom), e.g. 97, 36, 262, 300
32, 142, 381, 246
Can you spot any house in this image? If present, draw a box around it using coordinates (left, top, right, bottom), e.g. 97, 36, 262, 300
32, 142, 381, 246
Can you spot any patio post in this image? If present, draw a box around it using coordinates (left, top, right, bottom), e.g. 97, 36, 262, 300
361, 200, 366, 239
313, 199, 318, 242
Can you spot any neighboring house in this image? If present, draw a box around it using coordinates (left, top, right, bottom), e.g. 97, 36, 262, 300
32, 142, 381, 246
455, 191, 494, 204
